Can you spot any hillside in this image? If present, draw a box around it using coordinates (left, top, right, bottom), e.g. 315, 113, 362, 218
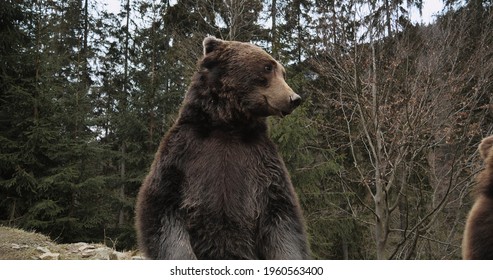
0, 226, 142, 260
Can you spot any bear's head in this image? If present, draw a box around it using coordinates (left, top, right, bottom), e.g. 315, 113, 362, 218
479, 136, 493, 161
185, 36, 301, 124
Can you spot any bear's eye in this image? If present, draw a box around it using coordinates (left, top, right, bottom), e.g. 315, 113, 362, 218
264, 65, 273, 72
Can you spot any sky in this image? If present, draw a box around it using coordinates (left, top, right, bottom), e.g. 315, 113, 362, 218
103, 0, 445, 25
410, 1, 445, 24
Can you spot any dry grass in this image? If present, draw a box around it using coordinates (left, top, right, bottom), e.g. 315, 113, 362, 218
0, 226, 140, 260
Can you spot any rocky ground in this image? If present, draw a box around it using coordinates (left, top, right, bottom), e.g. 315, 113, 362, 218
0, 226, 143, 260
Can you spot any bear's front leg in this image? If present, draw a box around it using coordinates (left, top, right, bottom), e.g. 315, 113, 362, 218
257, 184, 310, 259
155, 212, 197, 259
136, 166, 197, 260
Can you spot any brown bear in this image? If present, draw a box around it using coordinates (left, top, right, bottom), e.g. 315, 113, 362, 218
135, 36, 310, 259
462, 135, 493, 259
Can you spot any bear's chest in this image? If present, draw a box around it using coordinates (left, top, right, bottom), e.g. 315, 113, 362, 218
181, 136, 275, 219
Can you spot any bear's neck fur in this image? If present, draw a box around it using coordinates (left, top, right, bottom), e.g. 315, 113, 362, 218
177, 86, 268, 140
177, 78, 269, 140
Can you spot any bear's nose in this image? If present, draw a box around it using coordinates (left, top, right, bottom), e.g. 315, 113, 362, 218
290, 94, 302, 108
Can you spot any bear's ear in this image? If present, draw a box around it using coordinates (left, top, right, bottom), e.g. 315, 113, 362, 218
203, 36, 224, 55
479, 136, 493, 160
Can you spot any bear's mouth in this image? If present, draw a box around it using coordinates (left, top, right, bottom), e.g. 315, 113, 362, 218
264, 97, 292, 117
279, 110, 290, 117
269, 104, 291, 118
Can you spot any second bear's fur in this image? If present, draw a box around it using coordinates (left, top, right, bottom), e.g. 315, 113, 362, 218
463, 135, 493, 259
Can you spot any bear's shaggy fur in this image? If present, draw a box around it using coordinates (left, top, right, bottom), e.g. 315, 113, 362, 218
463, 135, 493, 259
135, 36, 310, 259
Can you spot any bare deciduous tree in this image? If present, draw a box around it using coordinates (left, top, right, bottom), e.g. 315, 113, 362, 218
309, 3, 493, 259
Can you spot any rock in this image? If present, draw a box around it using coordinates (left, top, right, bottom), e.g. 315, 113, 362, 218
78, 243, 95, 252
94, 248, 112, 260
39, 252, 60, 260
111, 251, 129, 260
70, 247, 80, 254
81, 249, 96, 258
36, 246, 51, 254
36, 246, 60, 260
11, 243, 28, 249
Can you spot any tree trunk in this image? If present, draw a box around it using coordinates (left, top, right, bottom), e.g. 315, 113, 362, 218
118, 0, 131, 229
149, 9, 157, 152
371, 41, 387, 260
342, 238, 349, 260
271, 0, 278, 58
119, 142, 126, 228
384, 0, 392, 37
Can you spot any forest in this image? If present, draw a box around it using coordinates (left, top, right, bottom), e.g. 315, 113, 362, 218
1, 0, 492, 260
